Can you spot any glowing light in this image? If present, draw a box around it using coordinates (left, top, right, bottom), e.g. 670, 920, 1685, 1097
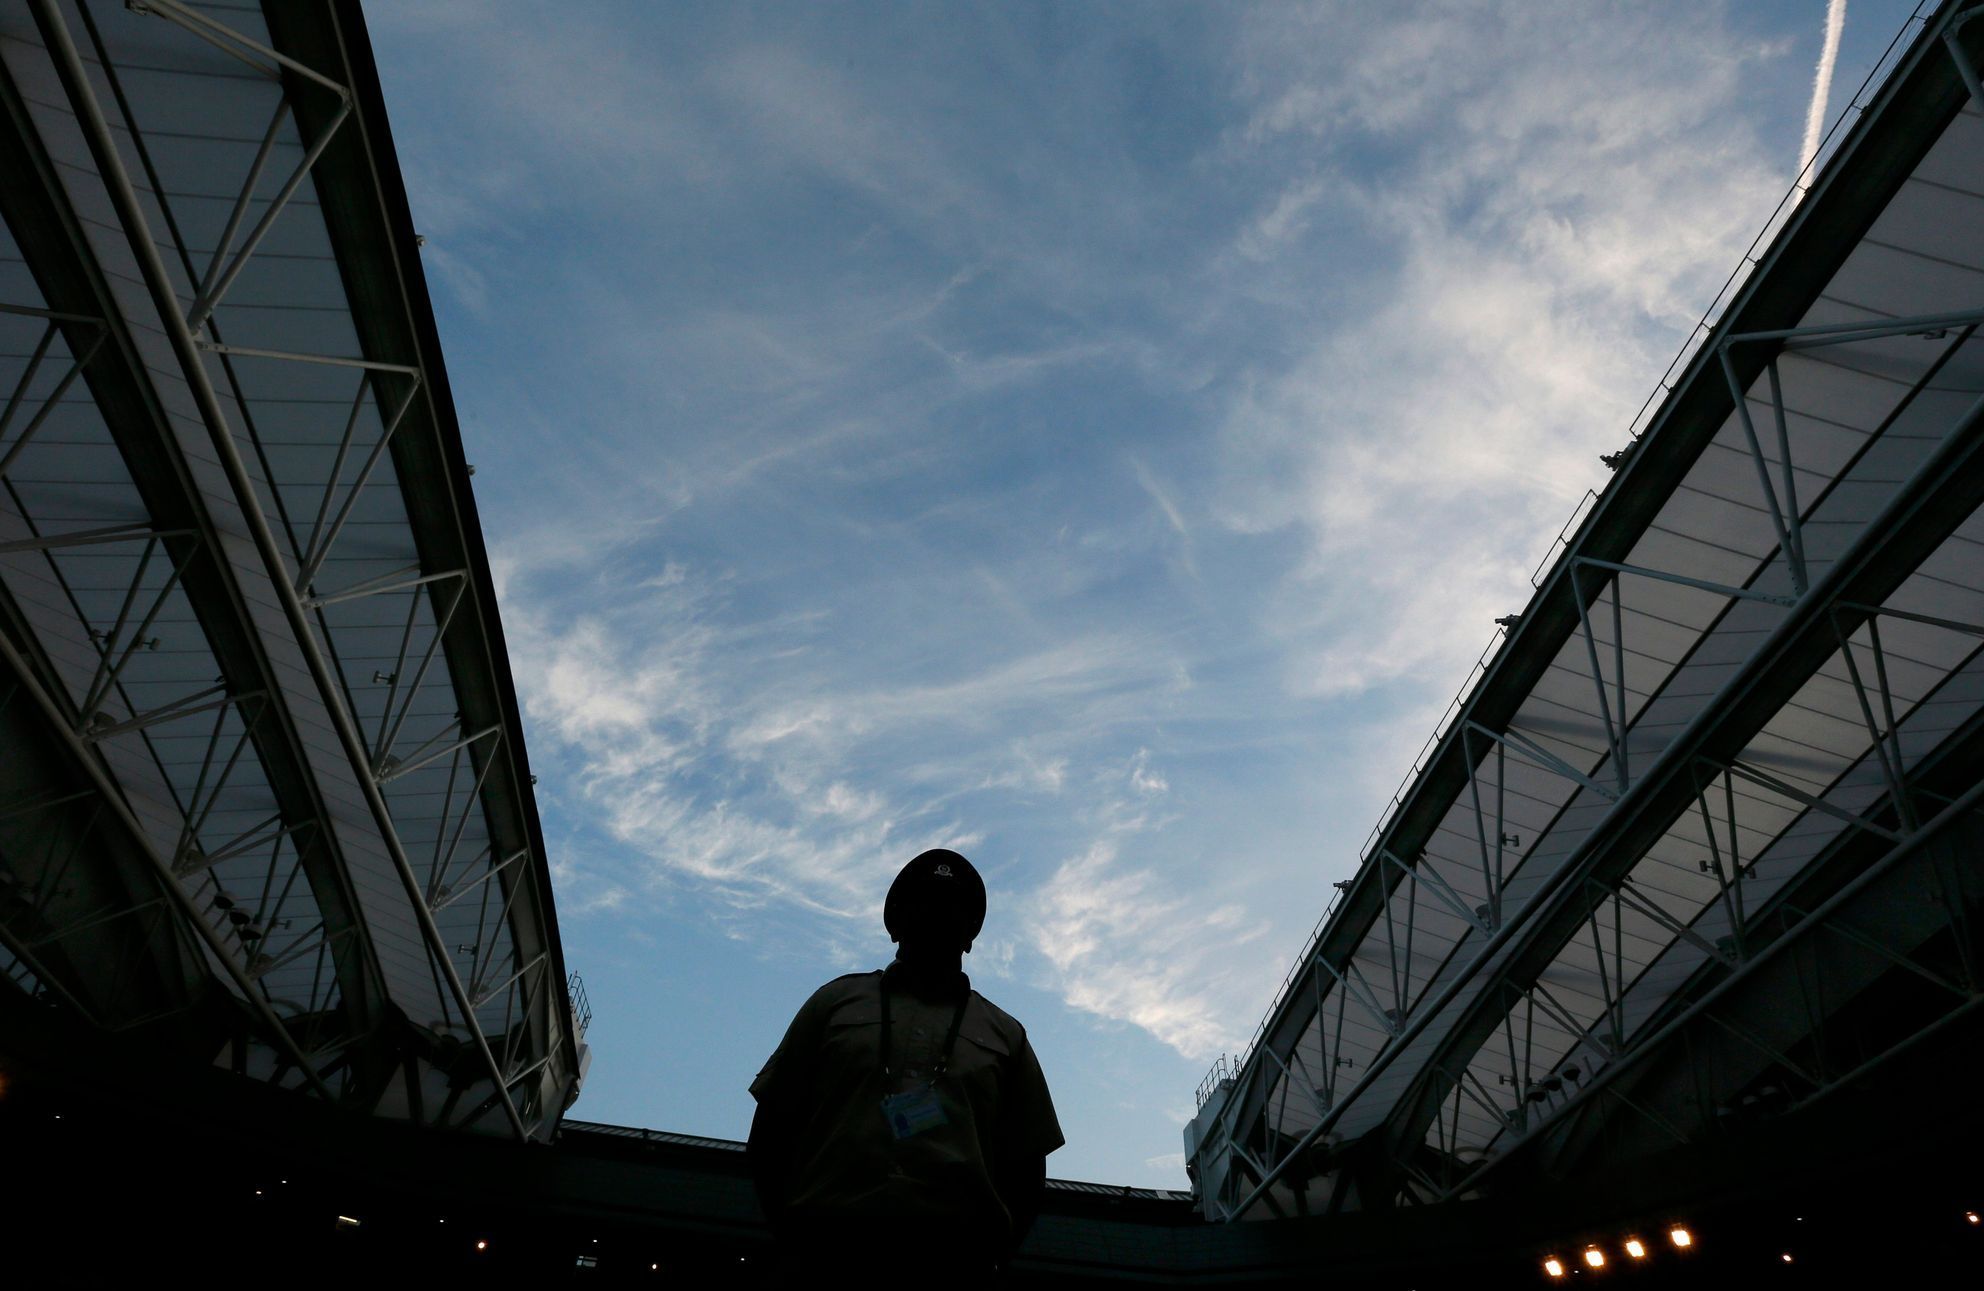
1584, 1246, 1606, 1268
1624, 1238, 1646, 1259
1968, 1212, 1980, 1225
476, 1240, 489, 1252
1543, 1257, 1565, 1278
335, 1216, 360, 1229
1781, 1253, 1794, 1264
1669, 1226, 1693, 1248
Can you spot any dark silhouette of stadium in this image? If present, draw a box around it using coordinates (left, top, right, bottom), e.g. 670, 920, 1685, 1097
2, 1, 1982, 1283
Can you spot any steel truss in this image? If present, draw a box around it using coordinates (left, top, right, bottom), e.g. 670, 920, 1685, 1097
0, 316, 355, 1089
0, 279, 394, 1094
0, 0, 572, 1138
1191, 6, 1984, 1219
1454, 776, 1984, 1201
0, 625, 336, 1097
1197, 323, 1984, 1218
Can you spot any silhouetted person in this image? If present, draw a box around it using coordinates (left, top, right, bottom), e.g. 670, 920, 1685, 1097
748, 848, 1063, 1281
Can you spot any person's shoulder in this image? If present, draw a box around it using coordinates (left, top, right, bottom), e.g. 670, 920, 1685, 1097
965, 987, 1031, 1046
799, 970, 883, 1011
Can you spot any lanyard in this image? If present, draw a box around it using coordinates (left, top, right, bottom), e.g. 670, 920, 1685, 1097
878, 971, 969, 1079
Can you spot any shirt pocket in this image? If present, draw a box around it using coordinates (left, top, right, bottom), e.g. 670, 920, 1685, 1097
952, 1025, 1013, 1102
823, 1016, 881, 1067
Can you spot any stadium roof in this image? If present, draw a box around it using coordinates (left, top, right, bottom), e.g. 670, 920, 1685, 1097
1189, 0, 1984, 1221
0, 0, 581, 1138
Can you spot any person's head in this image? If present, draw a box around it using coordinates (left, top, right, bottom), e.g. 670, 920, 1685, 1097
884, 848, 987, 957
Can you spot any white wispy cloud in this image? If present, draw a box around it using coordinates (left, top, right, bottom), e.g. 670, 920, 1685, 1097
1031, 841, 1269, 1058
378, 0, 1828, 1108
1213, 1, 1792, 731
499, 543, 1199, 930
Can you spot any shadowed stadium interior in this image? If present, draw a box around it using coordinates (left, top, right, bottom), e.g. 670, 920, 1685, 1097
2, 0, 1982, 1283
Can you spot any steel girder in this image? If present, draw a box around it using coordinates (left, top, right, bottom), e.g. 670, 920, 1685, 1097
0, 46, 394, 1098
1190, 0, 1984, 1220
0, 0, 578, 1138
1202, 388, 1984, 1218
0, 605, 341, 1094
1451, 746, 1984, 1200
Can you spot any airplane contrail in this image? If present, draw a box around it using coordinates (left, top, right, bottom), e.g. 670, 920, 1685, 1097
1799, 0, 1849, 182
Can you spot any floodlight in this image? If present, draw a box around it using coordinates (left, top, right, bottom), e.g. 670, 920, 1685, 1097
1781, 1253, 1794, 1264
1624, 1238, 1646, 1259
1584, 1247, 1605, 1269
335, 1216, 360, 1229
1669, 1225, 1693, 1248
1967, 1211, 1980, 1225
1542, 1256, 1565, 1278
476, 1240, 489, 1252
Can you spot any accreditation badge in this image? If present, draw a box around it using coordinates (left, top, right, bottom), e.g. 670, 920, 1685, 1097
880, 1082, 948, 1140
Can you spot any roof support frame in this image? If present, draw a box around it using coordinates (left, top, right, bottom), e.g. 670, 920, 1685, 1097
430, 847, 526, 914
0, 304, 104, 477
1459, 733, 1513, 929
370, 570, 467, 765
426, 752, 504, 906
131, 0, 346, 94
1486, 785, 1984, 1196
1570, 567, 1632, 793
1694, 764, 1751, 961
1440, 653, 1984, 1189
72, 531, 203, 728
27, 0, 527, 1138
0, 38, 396, 1090
1198, 2, 1984, 1215
1382, 848, 1489, 938
1943, 4, 1984, 104
1464, 720, 1618, 804
0, 626, 335, 1096
163, 690, 270, 871
1218, 342, 1984, 1217
0, 524, 192, 556
295, 370, 421, 593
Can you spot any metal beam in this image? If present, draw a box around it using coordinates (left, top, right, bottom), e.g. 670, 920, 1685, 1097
28, 0, 527, 1140
1449, 777, 1984, 1199
0, 34, 395, 1088
1222, 350, 1984, 1217
0, 629, 333, 1098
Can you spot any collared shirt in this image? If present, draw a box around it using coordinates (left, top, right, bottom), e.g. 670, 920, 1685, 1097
750, 967, 1064, 1237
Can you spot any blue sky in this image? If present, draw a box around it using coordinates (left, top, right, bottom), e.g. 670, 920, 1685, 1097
369, 1, 1924, 1186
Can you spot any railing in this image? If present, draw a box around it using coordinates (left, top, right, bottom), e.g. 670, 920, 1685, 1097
1192, 0, 1935, 1125
559, 1118, 744, 1151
